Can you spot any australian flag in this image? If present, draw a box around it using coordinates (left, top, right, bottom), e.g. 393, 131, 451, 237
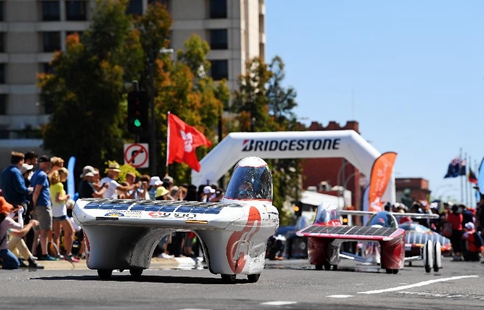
444, 157, 466, 178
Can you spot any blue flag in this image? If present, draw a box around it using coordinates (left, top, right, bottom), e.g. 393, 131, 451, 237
444, 157, 466, 178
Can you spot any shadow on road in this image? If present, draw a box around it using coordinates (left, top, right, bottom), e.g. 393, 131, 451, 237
34, 274, 256, 285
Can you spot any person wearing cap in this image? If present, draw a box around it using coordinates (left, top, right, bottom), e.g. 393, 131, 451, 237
145, 176, 160, 200
155, 186, 170, 200
200, 185, 215, 202
0, 196, 41, 269
462, 222, 482, 261
100, 162, 138, 199
77, 166, 107, 199
30, 155, 56, 261
1, 152, 32, 210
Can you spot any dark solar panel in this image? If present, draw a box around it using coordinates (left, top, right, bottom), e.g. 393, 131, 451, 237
300, 225, 397, 237
79, 199, 242, 215
159, 205, 177, 212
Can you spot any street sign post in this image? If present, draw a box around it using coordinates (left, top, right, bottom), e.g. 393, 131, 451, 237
124, 143, 149, 168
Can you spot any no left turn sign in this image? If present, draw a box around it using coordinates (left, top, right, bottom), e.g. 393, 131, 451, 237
124, 143, 149, 168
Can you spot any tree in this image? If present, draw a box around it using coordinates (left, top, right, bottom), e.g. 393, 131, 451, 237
38, 0, 144, 173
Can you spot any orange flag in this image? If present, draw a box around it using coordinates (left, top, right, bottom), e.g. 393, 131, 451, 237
368, 152, 397, 212
167, 113, 212, 172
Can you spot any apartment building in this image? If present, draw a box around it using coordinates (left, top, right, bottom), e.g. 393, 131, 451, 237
0, 0, 265, 157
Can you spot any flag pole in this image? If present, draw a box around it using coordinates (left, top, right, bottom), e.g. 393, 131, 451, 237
460, 148, 463, 203
465, 153, 469, 206
166, 111, 171, 174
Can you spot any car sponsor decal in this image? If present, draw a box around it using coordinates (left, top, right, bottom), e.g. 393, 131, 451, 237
226, 206, 261, 273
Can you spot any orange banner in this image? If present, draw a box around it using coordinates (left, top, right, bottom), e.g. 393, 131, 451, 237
368, 152, 397, 212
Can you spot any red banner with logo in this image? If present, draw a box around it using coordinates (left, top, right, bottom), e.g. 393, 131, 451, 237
368, 152, 397, 212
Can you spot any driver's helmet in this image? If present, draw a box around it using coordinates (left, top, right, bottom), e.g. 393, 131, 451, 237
368, 211, 398, 228
225, 157, 273, 201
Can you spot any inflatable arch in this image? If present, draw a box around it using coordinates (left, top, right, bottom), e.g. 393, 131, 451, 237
191, 130, 396, 204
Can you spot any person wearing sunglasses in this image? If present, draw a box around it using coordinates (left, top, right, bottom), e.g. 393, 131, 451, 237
237, 182, 254, 199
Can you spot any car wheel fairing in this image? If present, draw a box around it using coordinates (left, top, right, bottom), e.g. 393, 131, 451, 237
423, 240, 433, 273
221, 274, 236, 284
433, 241, 442, 272
98, 269, 113, 279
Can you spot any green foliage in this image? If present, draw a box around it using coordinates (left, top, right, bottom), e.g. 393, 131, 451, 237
39, 0, 141, 178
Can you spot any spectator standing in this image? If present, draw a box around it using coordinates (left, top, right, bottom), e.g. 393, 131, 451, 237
1, 152, 32, 212
101, 163, 138, 199
49, 168, 78, 262
462, 222, 482, 261
30, 155, 55, 261
446, 204, 464, 261
77, 166, 107, 198
148, 176, 162, 200
24, 151, 38, 167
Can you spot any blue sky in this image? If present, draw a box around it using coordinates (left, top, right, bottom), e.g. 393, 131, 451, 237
265, 0, 484, 205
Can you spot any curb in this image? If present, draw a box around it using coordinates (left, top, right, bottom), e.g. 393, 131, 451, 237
35, 256, 204, 271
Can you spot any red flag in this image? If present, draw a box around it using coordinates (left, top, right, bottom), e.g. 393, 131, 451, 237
468, 168, 478, 184
368, 152, 397, 212
167, 113, 212, 172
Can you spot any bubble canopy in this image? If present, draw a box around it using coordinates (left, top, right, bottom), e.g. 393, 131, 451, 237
224, 157, 273, 201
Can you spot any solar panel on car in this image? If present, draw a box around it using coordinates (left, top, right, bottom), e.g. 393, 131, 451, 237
300, 225, 397, 237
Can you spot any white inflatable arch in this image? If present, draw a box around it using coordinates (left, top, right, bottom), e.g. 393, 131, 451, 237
191, 130, 395, 203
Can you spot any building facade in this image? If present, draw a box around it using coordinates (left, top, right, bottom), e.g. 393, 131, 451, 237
0, 0, 264, 152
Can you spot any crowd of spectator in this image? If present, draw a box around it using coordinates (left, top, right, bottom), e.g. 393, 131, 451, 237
389, 195, 484, 262
0, 151, 227, 269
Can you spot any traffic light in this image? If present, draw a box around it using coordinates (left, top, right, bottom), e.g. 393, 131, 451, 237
294, 203, 302, 217
127, 91, 148, 134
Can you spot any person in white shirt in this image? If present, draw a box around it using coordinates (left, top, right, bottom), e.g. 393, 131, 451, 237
100, 163, 138, 199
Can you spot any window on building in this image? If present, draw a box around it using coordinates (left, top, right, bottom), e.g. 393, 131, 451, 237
43, 63, 55, 74
66, 1, 87, 21
210, 0, 227, 19
0, 1, 4, 22
0, 94, 6, 115
0, 33, 5, 53
43, 32, 61, 52
149, 0, 169, 9
0, 63, 5, 84
210, 60, 228, 80
42, 1, 60, 21
126, 0, 143, 16
210, 29, 228, 50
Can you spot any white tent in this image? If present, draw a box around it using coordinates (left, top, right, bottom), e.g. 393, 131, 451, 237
191, 130, 395, 203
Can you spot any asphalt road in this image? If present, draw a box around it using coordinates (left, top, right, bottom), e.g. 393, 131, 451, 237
1, 256, 483, 310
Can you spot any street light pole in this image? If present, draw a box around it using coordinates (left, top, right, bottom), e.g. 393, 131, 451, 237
149, 47, 174, 176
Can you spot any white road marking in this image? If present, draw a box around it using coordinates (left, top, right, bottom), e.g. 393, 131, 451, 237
261, 301, 298, 306
358, 275, 478, 295
327, 295, 353, 298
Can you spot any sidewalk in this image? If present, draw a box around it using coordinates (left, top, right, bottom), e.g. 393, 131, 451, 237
36, 256, 204, 271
